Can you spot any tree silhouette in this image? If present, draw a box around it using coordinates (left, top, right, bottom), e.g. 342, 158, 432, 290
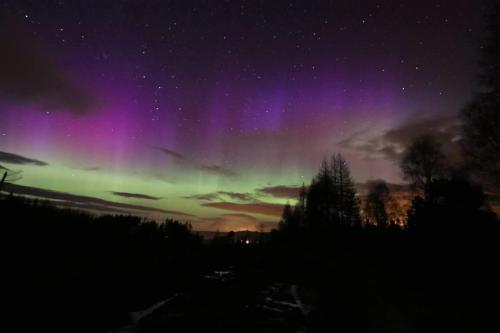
0, 165, 22, 191
1, 194, 205, 332
279, 185, 307, 241
0, 171, 5, 190
364, 180, 391, 228
462, 94, 500, 185
478, 4, 500, 93
461, 5, 500, 185
400, 135, 446, 197
330, 154, 361, 227
306, 159, 336, 230
293, 184, 307, 228
282, 154, 362, 232
407, 176, 496, 233
279, 202, 296, 232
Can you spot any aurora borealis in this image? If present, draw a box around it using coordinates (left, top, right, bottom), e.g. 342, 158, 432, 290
0, 1, 489, 230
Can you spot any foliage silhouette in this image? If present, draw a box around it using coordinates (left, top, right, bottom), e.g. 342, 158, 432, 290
2, 195, 204, 332
400, 135, 446, 197
280, 153, 361, 240
364, 180, 392, 227
0, 167, 22, 190
406, 176, 496, 234
461, 5, 500, 186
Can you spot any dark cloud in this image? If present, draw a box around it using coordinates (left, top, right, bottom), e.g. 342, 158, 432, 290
338, 129, 399, 161
155, 146, 238, 177
217, 191, 253, 201
197, 165, 239, 177
1, 183, 191, 216
111, 191, 164, 200
185, 191, 253, 202
257, 185, 303, 199
202, 201, 284, 217
338, 115, 461, 161
184, 193, 221, 201
154, 147, 188, 161
83, 166, 101, 171
0, 150, 48, 166
255, 183, 409, 201
49, 200, 130, 215
0, 15, 95, 114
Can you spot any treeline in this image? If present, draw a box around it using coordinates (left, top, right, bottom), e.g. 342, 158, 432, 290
2, 195, 204, 332
278, 138, 498, 239
271, 136, 499, 332
278, 154, 361, 236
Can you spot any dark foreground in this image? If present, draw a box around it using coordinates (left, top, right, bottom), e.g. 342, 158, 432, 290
3, 196, 499, 333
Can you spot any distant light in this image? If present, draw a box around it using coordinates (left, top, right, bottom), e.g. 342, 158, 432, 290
245, 240, 250, 244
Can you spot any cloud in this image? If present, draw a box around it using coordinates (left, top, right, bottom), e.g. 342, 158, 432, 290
49, 200, 130, 215
184, 193, 221, 201
0, 15, 95, 114
83, 166, 101, 171
202, 201, 284, 217
257, 185, 303, 199
338, 115, 461, 161
217, 191, 253, 201
154, 147, 188, 161
197, 213, 276, 232
154, 146, 238, 177
338, 129, 403, 161
185, 191, 254, 202
0, 150, 48, 166
254, 182, 410, 200
111, 191, 164, 200
197, 165, 238, 177
1, 183, 191, 216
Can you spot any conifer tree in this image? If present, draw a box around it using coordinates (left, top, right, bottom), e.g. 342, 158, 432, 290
331, 154, 361, 227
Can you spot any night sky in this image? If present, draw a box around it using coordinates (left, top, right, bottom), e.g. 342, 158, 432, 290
0, 1, 489, 230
